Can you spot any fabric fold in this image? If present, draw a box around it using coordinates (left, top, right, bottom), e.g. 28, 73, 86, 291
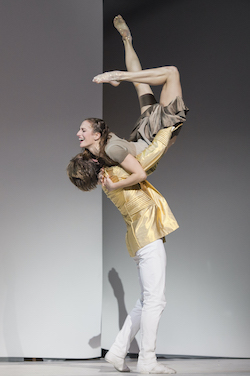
129, 96, 189, 145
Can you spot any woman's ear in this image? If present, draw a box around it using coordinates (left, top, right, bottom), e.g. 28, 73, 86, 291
94, 132, 101, 141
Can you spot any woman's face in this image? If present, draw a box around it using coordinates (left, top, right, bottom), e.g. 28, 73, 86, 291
77, 120, 99, 149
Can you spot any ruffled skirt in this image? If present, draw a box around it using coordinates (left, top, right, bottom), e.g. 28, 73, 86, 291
129, 96, 189, 145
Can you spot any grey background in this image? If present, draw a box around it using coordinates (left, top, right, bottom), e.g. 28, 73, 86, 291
102, 0, 250, 357
0, 0, 103, 358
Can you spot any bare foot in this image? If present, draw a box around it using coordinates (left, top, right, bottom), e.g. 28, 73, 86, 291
113, 15, 132, 42
93, 71, 121, 87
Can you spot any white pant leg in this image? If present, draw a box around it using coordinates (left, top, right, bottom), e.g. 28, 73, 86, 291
134, 239, 167, 366
109, 239, 166, 362
109, 298, 142, 358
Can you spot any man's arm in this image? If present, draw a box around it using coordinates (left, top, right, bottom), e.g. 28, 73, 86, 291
136, 127, 175, 172
102, 126, 179, 192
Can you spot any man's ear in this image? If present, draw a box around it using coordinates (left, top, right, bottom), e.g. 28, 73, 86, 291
94, 132, 101, 141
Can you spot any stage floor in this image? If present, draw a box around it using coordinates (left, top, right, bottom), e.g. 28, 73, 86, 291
0, 358, 250, 376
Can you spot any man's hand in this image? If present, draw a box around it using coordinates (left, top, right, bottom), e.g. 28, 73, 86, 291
102, 175, 116, 191
99, 168, 116, 191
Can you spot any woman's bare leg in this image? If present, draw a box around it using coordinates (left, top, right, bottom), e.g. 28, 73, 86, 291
93, 15, 183, 107
114, 15, 153, 114
93, 66, 182, 108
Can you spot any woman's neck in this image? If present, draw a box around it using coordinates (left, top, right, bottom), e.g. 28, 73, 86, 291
87, 143, 100, 156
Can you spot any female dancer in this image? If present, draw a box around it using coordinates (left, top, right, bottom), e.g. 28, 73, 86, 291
72, 15, 187, 192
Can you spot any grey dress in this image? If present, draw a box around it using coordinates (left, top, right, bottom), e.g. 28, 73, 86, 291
129, 96, 189, 145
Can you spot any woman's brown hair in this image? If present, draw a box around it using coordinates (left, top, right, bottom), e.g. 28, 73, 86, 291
84, 118, 119, 167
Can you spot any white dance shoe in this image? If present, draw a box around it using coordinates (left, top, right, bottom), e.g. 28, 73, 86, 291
137, 361, 176, 374
105, 350, 130, 372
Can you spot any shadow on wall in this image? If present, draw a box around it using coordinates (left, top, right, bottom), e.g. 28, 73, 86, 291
108, 268, 139, 354
88, 333, 101, 349
88, 268, 139, 354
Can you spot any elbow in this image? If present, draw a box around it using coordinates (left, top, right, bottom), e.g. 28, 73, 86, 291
139, 171, 147, 182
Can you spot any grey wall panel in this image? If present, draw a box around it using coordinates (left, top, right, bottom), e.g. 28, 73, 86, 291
102, 0, 250, 357
0, 0, 103, 358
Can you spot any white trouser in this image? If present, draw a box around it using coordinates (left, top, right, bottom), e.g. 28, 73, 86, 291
109, 239, 167, 366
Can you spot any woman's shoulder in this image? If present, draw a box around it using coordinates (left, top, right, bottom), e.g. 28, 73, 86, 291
106, 133, 130, 148
107, 132, 121, 143
105, 133, 133, 163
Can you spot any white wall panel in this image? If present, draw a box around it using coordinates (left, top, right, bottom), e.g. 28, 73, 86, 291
0, 0, 103, 359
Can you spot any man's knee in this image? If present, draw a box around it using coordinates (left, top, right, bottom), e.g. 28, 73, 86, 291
142, 293, 166, 310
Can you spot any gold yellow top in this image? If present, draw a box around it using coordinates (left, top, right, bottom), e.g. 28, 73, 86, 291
102, 127, 179, 257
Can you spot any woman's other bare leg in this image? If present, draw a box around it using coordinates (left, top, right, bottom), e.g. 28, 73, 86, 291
114, 15, 154, 114
158, 66, 182, 107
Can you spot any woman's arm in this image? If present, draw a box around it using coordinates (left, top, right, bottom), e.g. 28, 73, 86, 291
101, 154, 147, 191
101, 127, 175, 191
